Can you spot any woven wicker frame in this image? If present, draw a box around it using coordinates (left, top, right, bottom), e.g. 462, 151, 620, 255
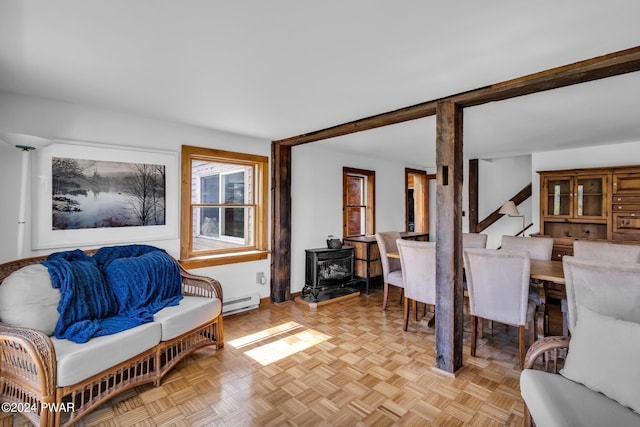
522, 335, 570, 427
0, 251, 224, 426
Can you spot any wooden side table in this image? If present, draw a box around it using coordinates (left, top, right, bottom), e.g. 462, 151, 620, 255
342, 236, 381, 294
343, 232, 428, 294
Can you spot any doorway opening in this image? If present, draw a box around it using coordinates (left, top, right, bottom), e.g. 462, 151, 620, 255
405, 169, 435, 234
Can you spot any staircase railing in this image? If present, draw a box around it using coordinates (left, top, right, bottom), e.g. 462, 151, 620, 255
475, 183, 532, 233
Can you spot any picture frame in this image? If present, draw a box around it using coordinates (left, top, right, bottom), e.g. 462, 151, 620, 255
33, 141, 179, 250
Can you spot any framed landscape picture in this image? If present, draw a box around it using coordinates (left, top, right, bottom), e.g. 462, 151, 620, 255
33, 141, 178, 249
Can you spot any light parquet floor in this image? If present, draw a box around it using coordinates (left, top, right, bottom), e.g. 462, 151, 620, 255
13, 286, 546, 426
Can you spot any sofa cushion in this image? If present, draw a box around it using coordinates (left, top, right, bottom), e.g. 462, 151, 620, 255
153, 296, 221, 341
560, 305, 640, 414
0, 264, 60, 335
52, 322, 161, 387
521, 369, 640, 427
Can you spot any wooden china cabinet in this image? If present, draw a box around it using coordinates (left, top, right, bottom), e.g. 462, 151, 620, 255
536, 165, 640, 259
611, 172, 640, 240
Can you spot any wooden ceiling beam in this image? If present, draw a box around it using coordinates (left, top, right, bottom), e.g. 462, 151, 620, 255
454, 46, 640, 107
274, 101, 439, 147
274, 45, 640, 146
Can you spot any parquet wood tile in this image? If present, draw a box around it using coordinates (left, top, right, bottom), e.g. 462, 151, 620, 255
6, 285, 552, 426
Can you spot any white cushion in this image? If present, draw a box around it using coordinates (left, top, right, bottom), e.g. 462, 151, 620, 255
52, 322, 161, 386
153, 296, 221, 341
521, 369, 640, 427
0, 264, 60, 335
560, 305, 640, 414
387, 270, 404, 287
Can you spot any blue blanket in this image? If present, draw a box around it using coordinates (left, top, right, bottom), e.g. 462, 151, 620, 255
43, 245, 182, 343
94, 245, 183, 319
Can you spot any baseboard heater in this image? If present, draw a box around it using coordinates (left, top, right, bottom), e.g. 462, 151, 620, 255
222, 293, 260, 315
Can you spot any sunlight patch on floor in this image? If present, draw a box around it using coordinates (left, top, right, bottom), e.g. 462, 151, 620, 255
228, 321, 303, 348
244, 329, 332, 366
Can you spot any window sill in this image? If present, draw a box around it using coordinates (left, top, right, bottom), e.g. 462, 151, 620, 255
179, 250, 271, 269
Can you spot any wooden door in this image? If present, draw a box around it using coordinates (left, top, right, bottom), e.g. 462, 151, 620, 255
405, 169, 434, 234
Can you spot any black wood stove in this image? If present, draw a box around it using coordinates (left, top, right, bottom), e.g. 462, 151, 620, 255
302, 246, 357, 303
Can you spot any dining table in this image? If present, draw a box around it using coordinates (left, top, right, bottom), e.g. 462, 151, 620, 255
529, 259, 565, 337
530, 259, 565, 285
387, 251, 565, 336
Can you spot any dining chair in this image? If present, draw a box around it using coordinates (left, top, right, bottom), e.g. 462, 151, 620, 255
560, 240, 640, 335
500, 235, 553, 260
462, 233, 488, 313
463, 232, 488, 249
375, 231, 404, 310
573, 240, 640, 263
563, 256, 640, 334
463, 248, 536, 368
500, 235, 553, 308
397, 239, 436, 331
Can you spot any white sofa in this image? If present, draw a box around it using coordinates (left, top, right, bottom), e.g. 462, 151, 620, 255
0, 249, 224, 426
520, 257, 640, 426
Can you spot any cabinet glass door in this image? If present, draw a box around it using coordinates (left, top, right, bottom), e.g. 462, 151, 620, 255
545, 177, 572, 217
575, 175, 607, 219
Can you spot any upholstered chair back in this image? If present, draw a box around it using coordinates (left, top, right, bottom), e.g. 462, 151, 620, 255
463, 248, 531, 326
573, 240, 640, 263
463, 233, 488, 249
397, 239, 436, 305
563, 256, 640, 334
501, 235, 553, 260
375, 231, 402, 280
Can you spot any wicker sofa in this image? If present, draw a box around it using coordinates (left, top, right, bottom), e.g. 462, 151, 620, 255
0, 249, 224, 426
520, 257, 640, 426
521, 336, 640, 426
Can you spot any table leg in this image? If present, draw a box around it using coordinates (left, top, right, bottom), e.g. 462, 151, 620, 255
533, 279, 548, 338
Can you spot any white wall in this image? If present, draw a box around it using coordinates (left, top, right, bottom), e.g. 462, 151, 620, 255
531, 140, 640, 233
291, 143, 407, 293
289, 143, 533, 293
0, 90, 560, 300
0, 91, 272, 301
476, 155, 533, 248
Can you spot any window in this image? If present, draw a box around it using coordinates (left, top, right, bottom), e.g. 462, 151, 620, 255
345, 175, 366, 236
343, 167, 375, 237
181, 145, 269, 267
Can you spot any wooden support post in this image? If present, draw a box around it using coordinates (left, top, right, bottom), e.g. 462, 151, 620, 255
271, 142, 292, 303
435, 101, 464, 374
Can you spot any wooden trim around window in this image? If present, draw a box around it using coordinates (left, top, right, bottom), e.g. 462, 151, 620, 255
343, 167, 375, 238
180, 145, 269, 266
179, 250, 270, 269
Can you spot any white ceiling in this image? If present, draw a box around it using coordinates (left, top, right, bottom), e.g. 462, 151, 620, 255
1, 1, 639, 168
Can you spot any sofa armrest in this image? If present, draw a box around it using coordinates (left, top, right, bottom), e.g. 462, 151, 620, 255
178, 264, 223, 303
0, 323, 57, 399
524, 335, 570, 372
522, 336, 570, 427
